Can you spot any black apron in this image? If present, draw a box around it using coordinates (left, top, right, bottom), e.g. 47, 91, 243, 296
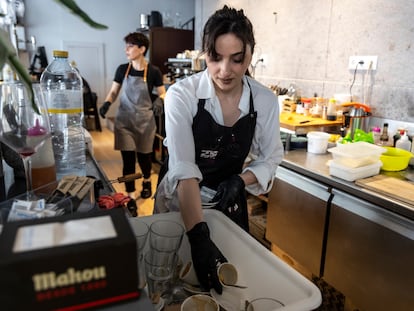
158, 84, 257, 230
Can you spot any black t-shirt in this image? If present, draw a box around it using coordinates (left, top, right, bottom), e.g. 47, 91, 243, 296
114, 63, 163, 101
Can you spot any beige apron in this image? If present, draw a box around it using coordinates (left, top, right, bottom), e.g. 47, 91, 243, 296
114, 63, 156, 153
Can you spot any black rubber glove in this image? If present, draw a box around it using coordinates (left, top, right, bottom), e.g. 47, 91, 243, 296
211, 174, 245, 217
186, 222, 227, 294
99, 101, 111, 118
152, 97, 164, 116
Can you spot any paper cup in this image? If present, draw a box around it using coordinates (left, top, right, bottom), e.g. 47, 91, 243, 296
245, 297, 284, 310
179, 260, 199, 285
217, 262, 238, 287
181, 294, 219, 311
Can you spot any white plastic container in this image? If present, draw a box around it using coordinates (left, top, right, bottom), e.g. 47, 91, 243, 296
328, 142, 386, 168
135, 210, 322, 311
395, 132, 412, 151
307, 132, 331, 154
328, 160, 382, 181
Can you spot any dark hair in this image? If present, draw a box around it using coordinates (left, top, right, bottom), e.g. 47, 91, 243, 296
202, 5, 255, 60
124, 32, 149, 56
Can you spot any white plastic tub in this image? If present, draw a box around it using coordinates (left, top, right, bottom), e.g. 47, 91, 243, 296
328, 142, 386, 168
328, 160, 382, 181
307, 132, 331, 154
135, 210, 322, 311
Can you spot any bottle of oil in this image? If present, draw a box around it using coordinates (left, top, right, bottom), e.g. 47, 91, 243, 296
379, 123, 390, 145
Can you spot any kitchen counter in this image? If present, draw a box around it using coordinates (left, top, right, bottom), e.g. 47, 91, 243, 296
280, 149, 414, 220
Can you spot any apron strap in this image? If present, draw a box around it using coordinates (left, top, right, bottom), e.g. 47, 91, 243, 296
125, 62, 148, 82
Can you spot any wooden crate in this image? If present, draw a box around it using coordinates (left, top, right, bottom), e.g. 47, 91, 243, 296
249, 213, 271, 249
247, 195, 265, 216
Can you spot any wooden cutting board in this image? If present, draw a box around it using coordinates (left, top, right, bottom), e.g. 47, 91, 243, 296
356, 175, 414, 205
279, 112, 343, 131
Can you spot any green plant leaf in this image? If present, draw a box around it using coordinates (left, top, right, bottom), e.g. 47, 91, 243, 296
54, 0, 108, 29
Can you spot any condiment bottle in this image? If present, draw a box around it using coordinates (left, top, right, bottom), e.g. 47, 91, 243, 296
302, 98, 311, 116
379, 123, 390, 145
327, 98, 337, 120
322, 105, 328, 120
372, 126, 381, 145
396, 131, 411, 151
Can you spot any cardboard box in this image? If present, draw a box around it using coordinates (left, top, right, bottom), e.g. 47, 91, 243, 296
0, 208, 139, 310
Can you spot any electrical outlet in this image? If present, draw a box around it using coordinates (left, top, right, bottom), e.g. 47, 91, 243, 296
348, 56, 378, 70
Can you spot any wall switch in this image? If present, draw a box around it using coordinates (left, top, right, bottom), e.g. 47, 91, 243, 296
348, 56, 378, 70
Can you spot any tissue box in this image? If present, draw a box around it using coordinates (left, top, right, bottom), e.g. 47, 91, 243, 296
0, 208, 139, 310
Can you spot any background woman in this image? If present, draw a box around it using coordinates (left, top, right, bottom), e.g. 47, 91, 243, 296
100, 32, 166, 215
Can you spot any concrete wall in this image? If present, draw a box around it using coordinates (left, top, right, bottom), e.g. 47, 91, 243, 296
195, 0, 414, 126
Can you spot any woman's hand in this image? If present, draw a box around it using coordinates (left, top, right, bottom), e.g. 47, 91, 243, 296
211, 174, 245, 216
186, 222, 227, 294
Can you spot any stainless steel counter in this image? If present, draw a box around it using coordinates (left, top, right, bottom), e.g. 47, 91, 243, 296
280, 149, 414, 220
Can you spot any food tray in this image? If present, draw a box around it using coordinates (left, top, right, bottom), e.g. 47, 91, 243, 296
328, 160, 382, 182
328, 142, 386, 168
137, 210, 322, 311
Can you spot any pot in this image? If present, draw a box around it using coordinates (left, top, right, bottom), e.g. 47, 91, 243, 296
342, 102, 371, 140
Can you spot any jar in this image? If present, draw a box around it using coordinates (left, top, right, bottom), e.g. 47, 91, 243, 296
302, 98, 312, 116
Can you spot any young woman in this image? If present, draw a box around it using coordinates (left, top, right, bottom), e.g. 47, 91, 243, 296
100, 32, 166, 213
155, 6, 284, 293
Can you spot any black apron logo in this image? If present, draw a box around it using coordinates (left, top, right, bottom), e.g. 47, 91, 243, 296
200, 149, 218, 159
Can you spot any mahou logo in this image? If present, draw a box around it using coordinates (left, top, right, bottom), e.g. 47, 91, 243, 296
32, 266, 106, 291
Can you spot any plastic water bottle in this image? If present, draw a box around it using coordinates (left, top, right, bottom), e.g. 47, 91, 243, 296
40, 50, 86, 179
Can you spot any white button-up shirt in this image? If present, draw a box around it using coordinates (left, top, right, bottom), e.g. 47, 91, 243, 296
163, 69, 284, 196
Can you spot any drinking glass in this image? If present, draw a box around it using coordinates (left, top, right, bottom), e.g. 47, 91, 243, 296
144, 250, 176, 305
130, 218, 150, 289
0, 82, 51, 197
149, 219, 184, 253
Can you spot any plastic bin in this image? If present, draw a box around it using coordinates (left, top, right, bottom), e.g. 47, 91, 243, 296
135, 210, 322, 311
328, 160, 382, 181
328, 142, 386, 168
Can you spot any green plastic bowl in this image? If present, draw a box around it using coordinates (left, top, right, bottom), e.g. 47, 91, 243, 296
380, 147, 413, 171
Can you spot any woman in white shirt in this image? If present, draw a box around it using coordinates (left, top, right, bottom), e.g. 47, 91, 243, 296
154, 5, 284, 294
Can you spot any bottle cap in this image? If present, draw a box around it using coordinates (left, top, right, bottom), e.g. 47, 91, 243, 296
53, 50, 69, 58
